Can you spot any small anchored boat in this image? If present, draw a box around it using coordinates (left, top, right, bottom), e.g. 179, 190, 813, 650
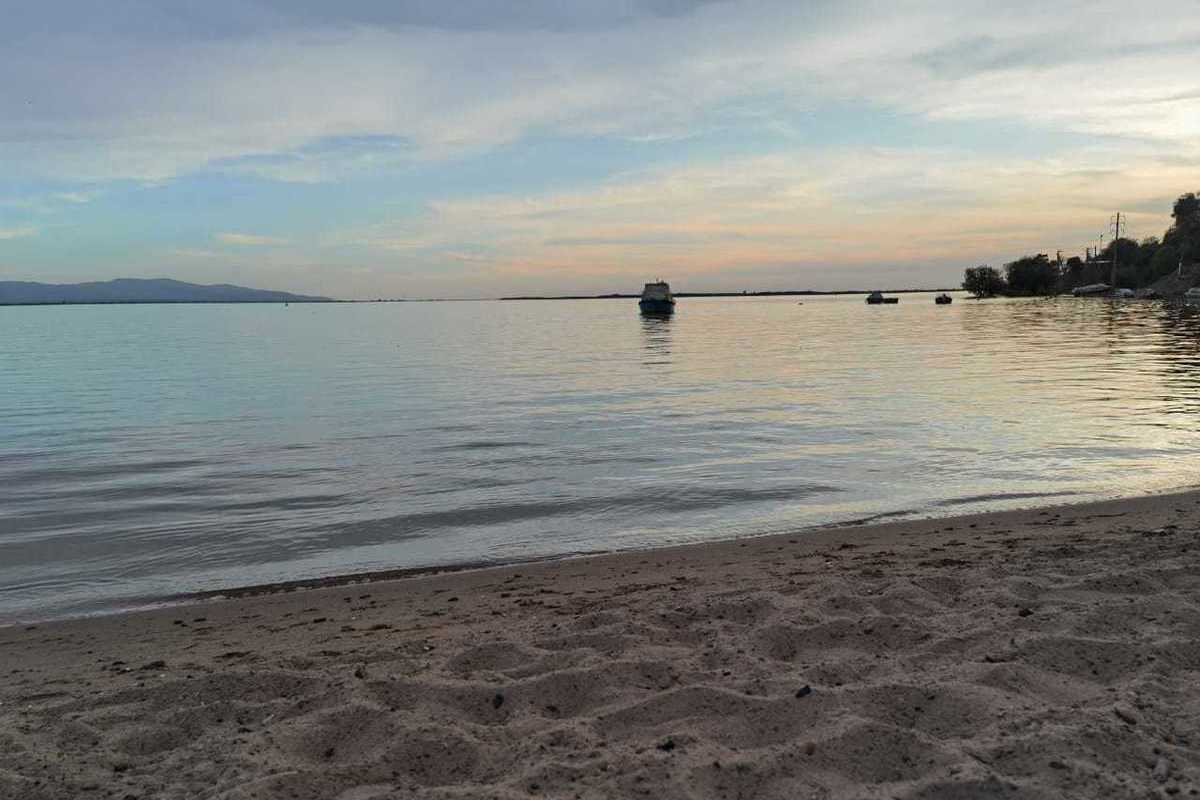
865, 291, 899, 305
1072, 283, 1110, 297
639, 280, 676, 314
935, 293, 952, 305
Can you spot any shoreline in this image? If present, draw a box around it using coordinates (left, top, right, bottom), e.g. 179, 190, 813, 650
2, 485, 1184, 628
4, 487, 1200, 797
5, 484, 1195, 628
0, 289, 961, 307
170, 485, 1182, 603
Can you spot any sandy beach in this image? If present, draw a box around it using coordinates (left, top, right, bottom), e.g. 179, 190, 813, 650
3, 490, 1199, 799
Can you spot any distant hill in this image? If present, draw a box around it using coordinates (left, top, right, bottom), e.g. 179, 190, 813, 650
0, 278, 332, 305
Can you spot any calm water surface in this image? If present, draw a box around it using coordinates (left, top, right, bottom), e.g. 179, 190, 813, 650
3, 294, 1200, 620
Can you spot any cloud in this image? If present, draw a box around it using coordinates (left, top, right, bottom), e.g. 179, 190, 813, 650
216, 232, 290, 246
0, 227, 37, 240
0, 0, 729, 43
213, 136, 415, 183
170, 248, 223, 259
3, 1, 1199, 183
6, 1, 1200, 298
52, 191, 96, 204
1, 190, 99, 214
331, 143, 1200, 294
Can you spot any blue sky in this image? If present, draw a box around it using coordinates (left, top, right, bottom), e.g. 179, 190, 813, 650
2, 1, 1199, 298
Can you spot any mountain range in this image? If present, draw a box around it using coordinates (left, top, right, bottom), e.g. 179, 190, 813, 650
0, 278, 332, 305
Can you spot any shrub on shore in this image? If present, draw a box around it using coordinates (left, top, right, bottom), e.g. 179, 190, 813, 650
962, 265, 1005, 298
961, 191, 1200, 295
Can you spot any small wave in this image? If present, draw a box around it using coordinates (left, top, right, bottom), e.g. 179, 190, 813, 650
2, 481, 237, 505
934, 490, 1080, 508
309, 482, 842, 541
651, 484, 841, 512
0, 450, 55, 466
216, 494, 360, 513
3, 458, 209, 486
838, 509, 920, 526
432, 440, 544, 451
457, 452, 660, 468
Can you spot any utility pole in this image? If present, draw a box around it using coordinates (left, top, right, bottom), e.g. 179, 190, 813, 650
1109, 212, 1123, 289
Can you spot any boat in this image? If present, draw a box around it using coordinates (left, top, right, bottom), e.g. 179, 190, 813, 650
1072, 283, 1110, 297
639, 281, 676, 314
935, 293, 952, 305
865, 291, 899, 305
1185, 287, 1200, 303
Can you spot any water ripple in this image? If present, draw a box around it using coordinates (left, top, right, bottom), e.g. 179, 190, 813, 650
3, 295, 1200, 619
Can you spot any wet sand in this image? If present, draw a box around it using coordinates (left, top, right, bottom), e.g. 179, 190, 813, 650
3, 490, 1199, 799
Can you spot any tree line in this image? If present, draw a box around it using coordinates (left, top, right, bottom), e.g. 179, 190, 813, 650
963, 192, 1200, 297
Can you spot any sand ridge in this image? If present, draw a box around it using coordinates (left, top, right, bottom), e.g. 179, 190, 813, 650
2, 491, 1199, 799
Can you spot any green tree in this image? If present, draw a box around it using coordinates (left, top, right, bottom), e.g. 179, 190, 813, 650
1173, 193, 1199, 226
1004, 254, 1058, 295
1098, 237, 1150, 287
962, 265, 1005, 297
1061, 256, 1086, 288
1165, 192, 1200, 263
1149, 243, 1181, 280
1134, 237, 1162, 285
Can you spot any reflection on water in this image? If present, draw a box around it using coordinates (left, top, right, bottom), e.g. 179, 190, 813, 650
1159, 304, 1200, 399
640, 312, 673, 366
2, 294, 1200, 619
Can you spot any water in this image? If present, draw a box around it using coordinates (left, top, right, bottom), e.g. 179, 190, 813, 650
3, 294, 1200, 621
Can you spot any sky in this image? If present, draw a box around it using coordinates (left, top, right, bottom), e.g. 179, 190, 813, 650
2, 1, 1199, 299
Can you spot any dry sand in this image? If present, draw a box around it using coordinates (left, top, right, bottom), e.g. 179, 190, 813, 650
3, 490, 1200, 799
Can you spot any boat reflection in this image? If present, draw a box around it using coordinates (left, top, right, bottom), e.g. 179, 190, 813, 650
640, 310, 673, 366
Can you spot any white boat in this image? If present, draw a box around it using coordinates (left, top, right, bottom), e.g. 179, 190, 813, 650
1072, 283, 1110, 296
1185, 287, 1200, 303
